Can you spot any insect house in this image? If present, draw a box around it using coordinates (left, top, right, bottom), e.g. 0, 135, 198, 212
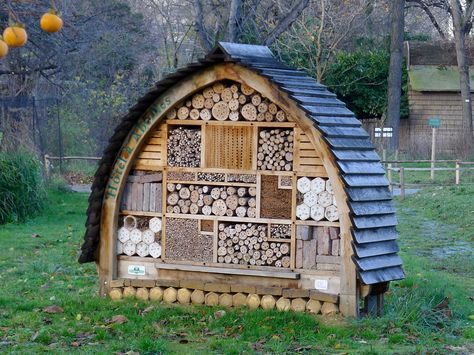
79, 43, 404, 317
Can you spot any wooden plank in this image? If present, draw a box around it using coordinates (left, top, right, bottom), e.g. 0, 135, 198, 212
120, 210, 162, 217
316, 255, 341, 264
164, 213, 292, 225
136, 183, 144, 211
296, 220, 340, 227
143, 183, 150, 212
155, 183, 162, 213
303, 239, 317, 269
155, 263, 300, 279
149, 183, 156, 212
131, 183, 138, 211
143, 144, 164, 152
138, 151, 164, 160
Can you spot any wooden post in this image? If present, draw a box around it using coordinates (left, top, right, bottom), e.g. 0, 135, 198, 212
430, 127, 437, 180
455, 160, 461, 185
382, 149, 387, 168
399, 167, 405, 201
387, 163, 393, 192
43, 154, 50, 180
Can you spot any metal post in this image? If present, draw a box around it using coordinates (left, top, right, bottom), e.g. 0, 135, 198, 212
399, 167, 405, 200
455, 160, 461, 185
430, 127, 437, 180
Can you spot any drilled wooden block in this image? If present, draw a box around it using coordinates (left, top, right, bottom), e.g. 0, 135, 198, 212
316, 263, 340, 271
302, 239, 317, 269
331, 239, 340, 256
296, 240, 303, 269
296, 225, 311, 241
317, 232, 330, 255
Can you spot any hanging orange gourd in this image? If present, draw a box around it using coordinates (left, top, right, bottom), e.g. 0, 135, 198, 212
3, 25, 28, 47
0, 38, 8, 59
40, 9, 63, 33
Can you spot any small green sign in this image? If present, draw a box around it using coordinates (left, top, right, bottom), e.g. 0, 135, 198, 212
428, 118, 441, 128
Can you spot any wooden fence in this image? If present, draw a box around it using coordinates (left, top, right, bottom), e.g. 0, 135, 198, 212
43, 154, 101, 179
383, 159, 474, 200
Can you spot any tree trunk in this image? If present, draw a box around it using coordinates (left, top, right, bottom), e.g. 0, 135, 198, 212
226, 0, 241, 42
450, 0, 474, 155
386, 0, 405, 152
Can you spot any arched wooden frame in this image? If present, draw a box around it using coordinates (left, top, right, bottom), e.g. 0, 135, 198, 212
98, 63, 357, 316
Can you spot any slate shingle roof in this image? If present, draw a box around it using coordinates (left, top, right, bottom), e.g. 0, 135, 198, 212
79, 42, 404, 285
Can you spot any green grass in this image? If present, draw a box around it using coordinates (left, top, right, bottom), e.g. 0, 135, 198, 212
0, 189, 473, 353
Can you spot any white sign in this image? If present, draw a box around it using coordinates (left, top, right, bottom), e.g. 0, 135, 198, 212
128, 265, 146, 276
314, 279, 329, 290
374, 127, 393, 138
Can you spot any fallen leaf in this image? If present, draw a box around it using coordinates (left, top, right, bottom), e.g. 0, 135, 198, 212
139, 306, 154, 316
252, 340, 265, 351
76, 314, 82, 321
271, 334, 280, 340
71, 341, 80, 347
214, 310, 226, 319
43, 305, 64, 314
108, 315, 128, 325
31, 331, 39, 341
31, 233, 41, 238
468, 315, 474, 321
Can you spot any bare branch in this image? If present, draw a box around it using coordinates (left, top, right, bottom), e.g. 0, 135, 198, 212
193, 0, 212, 50
262, 0, 310, 46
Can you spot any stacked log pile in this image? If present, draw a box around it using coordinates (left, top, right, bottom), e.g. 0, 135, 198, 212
257, 129, 294, 171
166, 183, 257, 217
167, 81, 289, 122
295, 225, 341, 270
109, 281, 339, 315
117, 216, 162, 258
295, 177, 338, 222
217, 223, 291, 268
167, 127, 201, 167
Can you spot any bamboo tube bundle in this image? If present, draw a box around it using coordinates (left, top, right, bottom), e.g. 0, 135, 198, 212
167, 127, 201, 167
217, 222, 291, 267
296, 177, 338, 222
270, 224, 291, 239
257, 128, 294, 171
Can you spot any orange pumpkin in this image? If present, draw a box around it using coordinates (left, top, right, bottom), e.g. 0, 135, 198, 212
0, 39, 8, 59
3, 26, 28, 48
40, 12, 63, 33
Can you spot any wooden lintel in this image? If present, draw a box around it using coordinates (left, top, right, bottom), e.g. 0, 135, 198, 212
155, 262, 300, 279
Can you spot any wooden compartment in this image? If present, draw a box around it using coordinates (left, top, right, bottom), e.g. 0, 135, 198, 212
204, 125, 254, 170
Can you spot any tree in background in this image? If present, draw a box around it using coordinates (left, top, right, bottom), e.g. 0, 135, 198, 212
386, 0, 406, 152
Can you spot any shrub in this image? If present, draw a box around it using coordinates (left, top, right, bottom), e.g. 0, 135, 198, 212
0, 152, 45, 223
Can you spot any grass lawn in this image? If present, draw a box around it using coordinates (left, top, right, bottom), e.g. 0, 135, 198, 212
0, 188, 473, 354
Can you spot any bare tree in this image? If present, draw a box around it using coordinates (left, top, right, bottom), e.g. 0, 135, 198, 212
273, 0, 374, 82
387, 0, 406, 152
